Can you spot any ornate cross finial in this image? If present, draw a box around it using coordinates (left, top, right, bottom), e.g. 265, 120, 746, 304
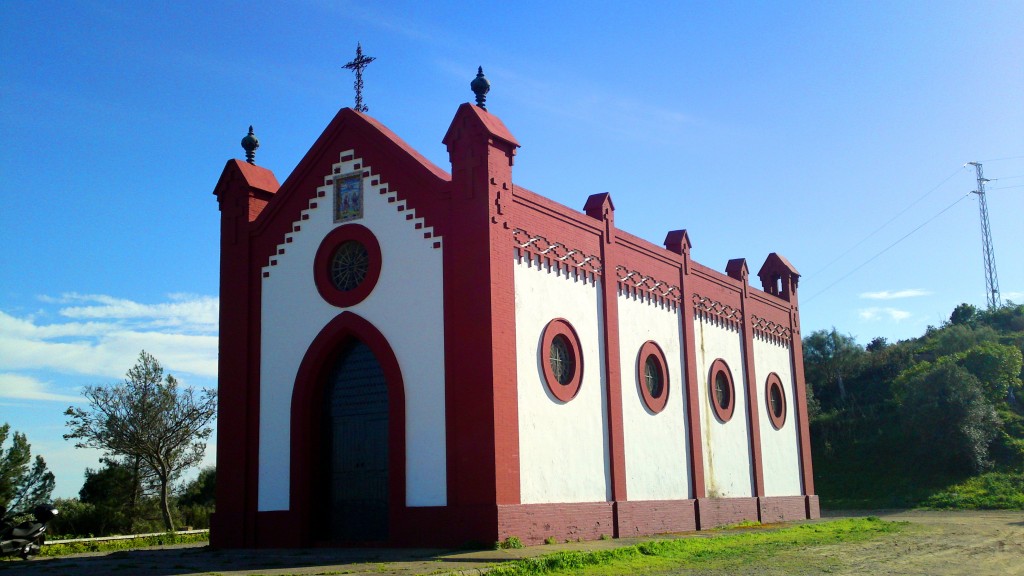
241, 125, 259, 165
343, 42, 376, 113
470, 66, 490, 110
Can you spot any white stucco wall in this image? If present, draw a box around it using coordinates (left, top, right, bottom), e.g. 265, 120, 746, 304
617, 293, 690, 500
257, 152, 447, 511
694, 316, 753, 498
753, 337, 803, 496
514, 254, 609, 504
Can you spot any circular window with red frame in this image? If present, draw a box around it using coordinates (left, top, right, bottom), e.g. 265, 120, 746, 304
708, 358, 735, 423
540, 318, 583, 402
637, 341, 669, 414
314, 224, 382, 308
764, 372, 787, 429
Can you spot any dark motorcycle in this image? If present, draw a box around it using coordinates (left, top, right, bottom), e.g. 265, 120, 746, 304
0, 503, 59, 559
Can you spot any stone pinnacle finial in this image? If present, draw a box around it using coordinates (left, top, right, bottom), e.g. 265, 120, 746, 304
241, 125, 259, 165
471, 66, 490, 110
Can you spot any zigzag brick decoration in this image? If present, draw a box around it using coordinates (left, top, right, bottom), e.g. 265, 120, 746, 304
750, 314, 792, 346
615, 265, 681, 310
513, 228, 602, 283
261, 151, 442, 278
692, 293, 743, 331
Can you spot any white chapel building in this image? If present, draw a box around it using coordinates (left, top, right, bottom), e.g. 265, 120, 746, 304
211, 71, 819, 547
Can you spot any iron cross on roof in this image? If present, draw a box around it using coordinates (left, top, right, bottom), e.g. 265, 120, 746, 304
343, 42, 376, 113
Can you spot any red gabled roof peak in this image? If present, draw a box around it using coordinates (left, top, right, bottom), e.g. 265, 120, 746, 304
213, 159, 280, 199
442, 103, 520, 149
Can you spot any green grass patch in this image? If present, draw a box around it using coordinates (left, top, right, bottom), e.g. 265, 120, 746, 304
496, 536, 525, 549
922, 470, 1024, 509
483, 518, 904, 576
36, 531, 209, 557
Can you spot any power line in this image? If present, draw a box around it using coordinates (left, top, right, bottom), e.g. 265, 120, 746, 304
804, 191, 973, 304
806, 166, 967, 279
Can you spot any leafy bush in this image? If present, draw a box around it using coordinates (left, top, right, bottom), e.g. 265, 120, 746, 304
923, 471, 1024, 509
496, 536, 524, 549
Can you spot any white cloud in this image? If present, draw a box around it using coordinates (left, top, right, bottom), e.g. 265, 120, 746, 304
859, 289, 932, 300
0, 294, 219, 380
1002, 291, 1024, 302
859, 307, 913, 321
0, 373, 80, 403
50, 292, 218, 333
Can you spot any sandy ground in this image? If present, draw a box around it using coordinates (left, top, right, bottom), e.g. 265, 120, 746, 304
803, 510, 1024, 576
0, 510, 1021, 575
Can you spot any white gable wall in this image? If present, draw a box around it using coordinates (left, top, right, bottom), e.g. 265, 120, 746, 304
514, 255, 610, 504
257, 153, 446, 511
753, 337, 803, 496
617, 294, 690, 500
694, 317, 753, 498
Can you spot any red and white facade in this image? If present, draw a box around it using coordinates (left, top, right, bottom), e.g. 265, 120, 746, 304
211, 101, 819, 548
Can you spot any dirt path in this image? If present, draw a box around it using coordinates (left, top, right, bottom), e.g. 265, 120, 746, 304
2, 510, 1021, 575
797, 510, 1024, 576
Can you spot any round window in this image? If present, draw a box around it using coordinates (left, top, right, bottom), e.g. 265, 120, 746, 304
314, 224, 382, 308
549, 335, 576, 385
645, 357, 663, 397
330, 241, 370, 291
637, 341, 669, 413
540, 319, 583, 402
708, 358, 735, 422
765, 372, 787, 429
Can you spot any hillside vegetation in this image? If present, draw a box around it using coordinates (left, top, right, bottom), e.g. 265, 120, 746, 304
805, 303, 1024, 509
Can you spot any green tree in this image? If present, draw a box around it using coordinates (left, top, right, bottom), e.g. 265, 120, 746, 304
0, 423, 55, 513
927, 324, 999, 357
866, 336, 889, 353
950, 302, 979, 326
959, 342, 1024, 403
803, 328, 865, 411
78, 458, 149, 534
897, 360, 1000, 473
177, 467, 215, 529
64, 351, 217, 531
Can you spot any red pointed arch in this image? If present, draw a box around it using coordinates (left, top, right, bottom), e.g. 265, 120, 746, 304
289, 311, 406, 544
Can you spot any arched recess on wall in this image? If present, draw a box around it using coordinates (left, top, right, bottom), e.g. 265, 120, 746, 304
289, 311, 406, 544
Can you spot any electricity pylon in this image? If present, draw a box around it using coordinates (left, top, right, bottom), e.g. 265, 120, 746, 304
967, 161, 1001, 309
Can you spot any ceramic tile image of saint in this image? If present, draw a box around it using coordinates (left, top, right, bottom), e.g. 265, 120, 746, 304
335, 172, 364, 223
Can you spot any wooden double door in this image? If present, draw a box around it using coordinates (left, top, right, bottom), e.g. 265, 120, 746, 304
325, 341, 389, 542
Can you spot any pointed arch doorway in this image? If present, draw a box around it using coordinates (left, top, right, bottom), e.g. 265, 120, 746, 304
325, 340, 389, 541
290, 311, 407, 546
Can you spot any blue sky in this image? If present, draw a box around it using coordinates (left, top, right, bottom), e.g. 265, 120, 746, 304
1, 1, 1022, 499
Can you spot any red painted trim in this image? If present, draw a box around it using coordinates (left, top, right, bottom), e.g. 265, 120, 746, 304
212, 159, 278, 548
636, 340, 669, 414
738, 283, 766, 500
587, 196, 628, 511
708, 358, 736, 423
289, 311, 406, 545
764, 372, 787, 430
312, 224, 382, 308
443, 102, 521, 510
668, 233, 706, 501
790, 310, 816, 496
540, 318, 584, 402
